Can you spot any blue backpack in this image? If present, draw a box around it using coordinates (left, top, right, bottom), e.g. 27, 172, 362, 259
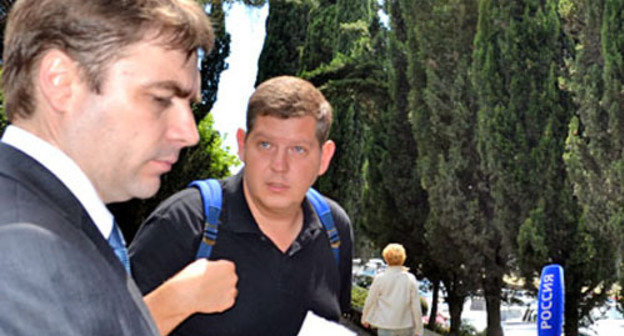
188, 179, 341, 265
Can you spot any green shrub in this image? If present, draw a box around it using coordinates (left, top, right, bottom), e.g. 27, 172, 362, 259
351, 285, 368, 310
420, 296, 429, 316
430, 322, 450, 334
455, 323, 487, 336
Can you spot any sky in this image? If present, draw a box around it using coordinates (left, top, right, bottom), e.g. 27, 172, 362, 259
210, 1, 269, 156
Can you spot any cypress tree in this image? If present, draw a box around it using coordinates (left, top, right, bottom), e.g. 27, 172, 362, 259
407, 1, 481, 334
472, 1, 579, 335
513, 4, 593, 335
514, 2, 624, 335
300, 4, 337, 72
256, 0, 313, 83
564, 0, 624, 325
297, 0, 386, 235
360, 0, 434, 307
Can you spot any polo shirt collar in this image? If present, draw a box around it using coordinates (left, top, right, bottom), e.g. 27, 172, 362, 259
223, 170, 324, 237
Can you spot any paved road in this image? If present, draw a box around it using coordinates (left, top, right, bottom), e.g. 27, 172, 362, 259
340, 318, 374, 336
340, 319, 442, 336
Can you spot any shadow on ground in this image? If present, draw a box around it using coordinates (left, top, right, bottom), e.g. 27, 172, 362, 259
341, 318, 443, 336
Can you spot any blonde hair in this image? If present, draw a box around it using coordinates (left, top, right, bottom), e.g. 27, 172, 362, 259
382, 243, 406, 266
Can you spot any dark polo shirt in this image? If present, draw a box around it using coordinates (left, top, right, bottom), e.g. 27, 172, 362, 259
129, 172, 353, 336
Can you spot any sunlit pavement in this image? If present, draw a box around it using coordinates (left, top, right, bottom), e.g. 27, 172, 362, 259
502, 323, 536, 336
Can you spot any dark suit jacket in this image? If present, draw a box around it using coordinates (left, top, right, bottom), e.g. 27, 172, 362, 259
0, 142, 159, 336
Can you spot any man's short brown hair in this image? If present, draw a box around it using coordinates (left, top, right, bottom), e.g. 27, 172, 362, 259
246, 76, 333, 145
2, 0, 214, 121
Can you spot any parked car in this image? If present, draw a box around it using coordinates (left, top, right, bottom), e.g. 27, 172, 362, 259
502, 322, 536, 336
589, 303, 624, 336
352, 258, 386, 288
363, 258, 386, 274
501, 303, 536, 336
461, 296, 488, 333
351, 258, 362, 277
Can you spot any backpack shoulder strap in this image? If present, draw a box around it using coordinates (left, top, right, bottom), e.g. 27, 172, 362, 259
306, 188, 340, 265
188, 179, 222, 260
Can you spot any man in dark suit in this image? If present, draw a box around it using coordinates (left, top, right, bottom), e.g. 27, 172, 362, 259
0, 1, 237, 335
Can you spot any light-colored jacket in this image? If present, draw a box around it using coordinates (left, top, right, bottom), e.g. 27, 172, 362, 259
361, 266, 424, 334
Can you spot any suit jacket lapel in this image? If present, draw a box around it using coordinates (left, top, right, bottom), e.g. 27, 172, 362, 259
0, 142, 127, 277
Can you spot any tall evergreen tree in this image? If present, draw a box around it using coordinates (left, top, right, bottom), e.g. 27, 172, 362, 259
472, 1, 578, 335
297, 0, 386, 234
300, 4, 337, 72
361, 0, 433, 310
564, 0, 624, 323
0, 113, 5, 134
509, 2, 606, 336
405, 1, 482, 334
256, 0, 313, 83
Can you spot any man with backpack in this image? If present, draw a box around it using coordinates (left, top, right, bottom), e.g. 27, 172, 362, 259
129, 75, 354, 335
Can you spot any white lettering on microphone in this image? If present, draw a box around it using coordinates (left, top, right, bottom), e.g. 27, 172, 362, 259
540, 274, 554, 330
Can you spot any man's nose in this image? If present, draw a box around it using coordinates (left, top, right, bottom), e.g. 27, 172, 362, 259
169, 103, 200, 147
270, 148, 288, 172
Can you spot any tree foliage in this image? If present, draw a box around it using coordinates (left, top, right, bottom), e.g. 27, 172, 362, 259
296, 0, 387, 240
362, 0, 429, 274
256, 0, 313, 83
471, 1, 585, 335
564, 0, 624, 319
504, 2, 608, 335
405, 1, 482, 333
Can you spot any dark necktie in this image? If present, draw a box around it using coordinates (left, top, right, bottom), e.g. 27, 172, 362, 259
108, 220, 131, 274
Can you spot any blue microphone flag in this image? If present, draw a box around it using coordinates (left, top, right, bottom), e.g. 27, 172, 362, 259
537, 264, 564, 336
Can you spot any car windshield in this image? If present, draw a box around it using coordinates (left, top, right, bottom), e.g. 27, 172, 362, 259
604, 307, 624, 320
501, 308, 524, 321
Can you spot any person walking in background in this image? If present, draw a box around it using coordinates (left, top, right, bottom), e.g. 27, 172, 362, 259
361, 243, 424, 336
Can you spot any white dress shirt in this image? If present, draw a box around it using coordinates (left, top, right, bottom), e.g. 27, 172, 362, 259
1, 125, 114, 239
361, 266, 424, 334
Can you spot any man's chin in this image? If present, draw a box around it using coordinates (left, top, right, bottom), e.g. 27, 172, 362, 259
261, 196, 301, 213
130, 180, 162, 200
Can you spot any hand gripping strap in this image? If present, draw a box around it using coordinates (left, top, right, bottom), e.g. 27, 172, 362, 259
306, 188, 340, 266
188, 179, 223, 259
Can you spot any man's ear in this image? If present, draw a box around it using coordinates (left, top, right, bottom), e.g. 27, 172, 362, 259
37, 49, 81, 114
318, 140, 336, 176
236, 128, 247, 162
